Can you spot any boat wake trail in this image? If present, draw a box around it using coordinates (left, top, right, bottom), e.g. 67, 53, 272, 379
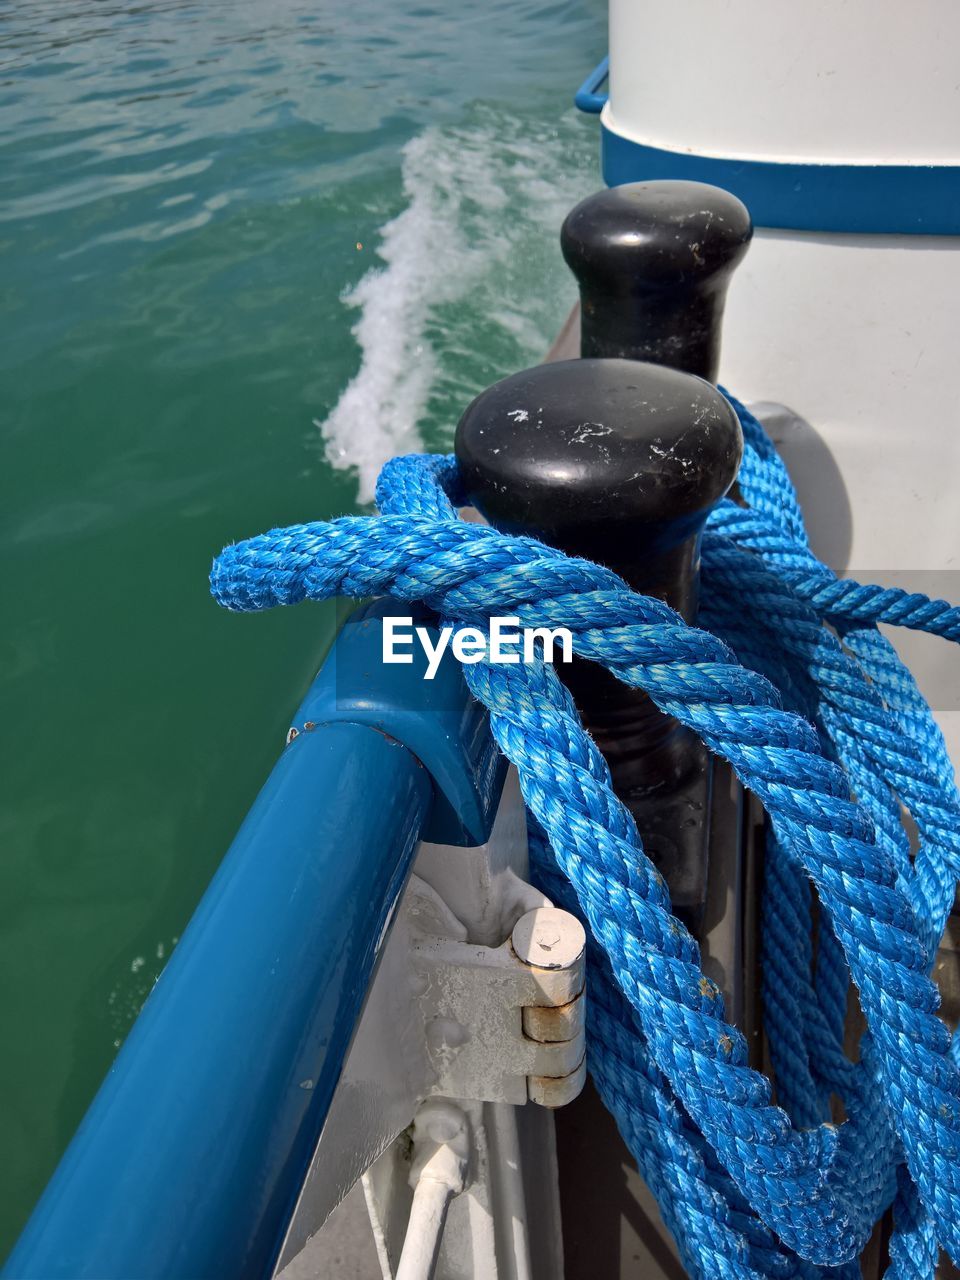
317, 106, 596, 501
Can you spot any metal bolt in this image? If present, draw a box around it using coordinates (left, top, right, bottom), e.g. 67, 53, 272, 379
511, 907, 586, 971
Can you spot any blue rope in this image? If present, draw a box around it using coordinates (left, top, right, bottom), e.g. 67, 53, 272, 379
210, 396, 960, 1277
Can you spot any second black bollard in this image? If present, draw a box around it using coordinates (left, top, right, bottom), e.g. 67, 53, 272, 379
561, 180, 752, 382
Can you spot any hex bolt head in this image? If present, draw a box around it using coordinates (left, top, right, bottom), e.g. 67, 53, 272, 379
511, 907, 586, 971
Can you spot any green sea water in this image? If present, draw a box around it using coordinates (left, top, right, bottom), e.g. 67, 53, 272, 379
0, 0, 605, 1253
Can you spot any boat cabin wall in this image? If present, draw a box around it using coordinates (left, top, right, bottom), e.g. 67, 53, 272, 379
607, 0, 960, 163
603, 0, 960, 767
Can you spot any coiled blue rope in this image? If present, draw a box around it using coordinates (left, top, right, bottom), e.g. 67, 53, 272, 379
210, 393, 960, 1277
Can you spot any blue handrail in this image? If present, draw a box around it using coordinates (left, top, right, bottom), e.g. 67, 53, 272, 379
3, 601, 504, 1280
574, 55, 609, 114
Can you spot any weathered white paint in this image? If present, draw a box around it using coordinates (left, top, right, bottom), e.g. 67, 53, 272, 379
395, 1101, 470, 1280
275, 770, 576, 1279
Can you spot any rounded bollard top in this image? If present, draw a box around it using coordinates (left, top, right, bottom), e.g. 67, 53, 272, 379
455, 357, 742, 575
561, 180, 752, 293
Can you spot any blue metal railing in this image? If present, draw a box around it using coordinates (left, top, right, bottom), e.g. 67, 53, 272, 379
574, 55, 609, 114
4, 600, 504, 1280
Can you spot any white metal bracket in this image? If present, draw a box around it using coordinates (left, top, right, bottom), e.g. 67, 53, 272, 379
411, 898, 586, 1108
276, 769, 582, 1280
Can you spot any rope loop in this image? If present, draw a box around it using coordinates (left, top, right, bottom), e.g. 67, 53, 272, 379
211, 393, 960, 1277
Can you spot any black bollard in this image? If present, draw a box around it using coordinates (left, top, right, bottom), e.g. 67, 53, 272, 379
456, 357, 742, 930
561, 180, 752, 381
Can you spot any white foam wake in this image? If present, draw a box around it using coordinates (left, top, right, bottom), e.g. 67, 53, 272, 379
317, 106, 596, 501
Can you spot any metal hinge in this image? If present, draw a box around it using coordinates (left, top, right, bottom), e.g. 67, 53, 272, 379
410, 893, 587, 1108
